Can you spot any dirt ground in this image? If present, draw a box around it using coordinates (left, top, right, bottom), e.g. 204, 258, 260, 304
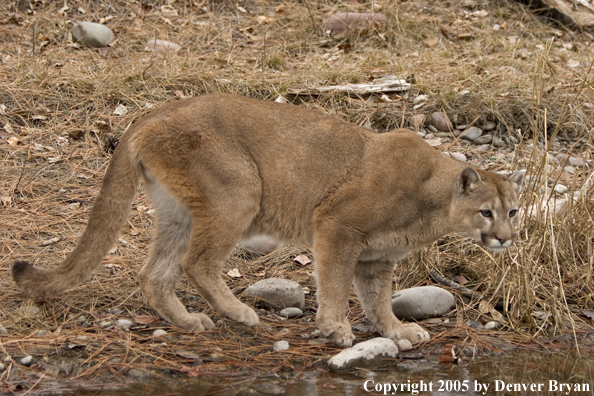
1, 0, 594, 393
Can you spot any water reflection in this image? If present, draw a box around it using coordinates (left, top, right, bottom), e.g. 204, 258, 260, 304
44, 350, 594, 395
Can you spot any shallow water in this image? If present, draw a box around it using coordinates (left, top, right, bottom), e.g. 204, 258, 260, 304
34, 350, 594, 396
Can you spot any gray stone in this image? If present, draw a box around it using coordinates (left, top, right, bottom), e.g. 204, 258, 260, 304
473, 134, 492, 145
109, 308, 122, 315
243, 278, 305, 310
450, 152, 467, 162
126, 368, 151, 382
274, 340, 290, 351
556, 153, 589, 168
466, 320, 484, 330
20, 356, 36, 366
0, 325, 7, 335
431, 112, 453, 132
483, 121, 497, 131
492, 136, 505, 147
279, 307, 303, 318
116, 319, 134, 331
71, 22, 114, 47
328, 338, 398, 371
241, 235, 282, 255
460, 126, 483, 141
427, 125, 438, 133
0, 363, 4, 372
391, 286, 455, 321
554, 184, 568, 194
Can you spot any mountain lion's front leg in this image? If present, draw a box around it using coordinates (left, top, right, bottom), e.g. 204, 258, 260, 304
313, 227, 363, 347
354, 260, 430, 345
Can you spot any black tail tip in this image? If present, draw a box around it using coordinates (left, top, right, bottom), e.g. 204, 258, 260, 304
12, 260, 33, 283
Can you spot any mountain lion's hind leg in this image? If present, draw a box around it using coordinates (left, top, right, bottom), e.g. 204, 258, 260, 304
139, 179, 214, 331
354, 260, 430, 345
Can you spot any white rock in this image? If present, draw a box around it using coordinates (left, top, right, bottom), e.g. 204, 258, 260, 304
280, 307, 303, 318
0, 363, 4, 372
274, 340, 290, 351
20, 356, 35, 366
460, 126, 483, 141
450, 152, 467, 162
152, 329, 167, 337
492, 136, 505, 147
484, 321, 500, 330
71, 22, 114, 47
0, 325, 7, 335
328, 338, 398, 371
554, 184, 568, 194
392, 286, 455, 320
116, 319, 134, 331
243, 278, 305, 310
396, 339, 413, 351
475, 144, 490, 152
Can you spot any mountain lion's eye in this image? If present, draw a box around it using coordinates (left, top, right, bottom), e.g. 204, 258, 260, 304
509, 209, 518, 218
480, 209, 492, 218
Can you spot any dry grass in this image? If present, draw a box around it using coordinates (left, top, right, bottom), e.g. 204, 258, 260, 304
1, 0, 594, 388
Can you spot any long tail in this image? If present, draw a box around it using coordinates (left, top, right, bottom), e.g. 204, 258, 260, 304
12, 133, 141, 298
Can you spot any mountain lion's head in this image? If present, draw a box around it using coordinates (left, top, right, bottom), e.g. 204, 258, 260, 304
451, 168, 525, 253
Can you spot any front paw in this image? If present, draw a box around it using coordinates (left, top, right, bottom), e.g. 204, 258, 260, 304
400, 323, 430, 344
319, 320, 355, 347
221, 302, 260, 327
177, 312, 216, 331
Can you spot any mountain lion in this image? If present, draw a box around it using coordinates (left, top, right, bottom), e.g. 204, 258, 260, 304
12, 94, 524, 347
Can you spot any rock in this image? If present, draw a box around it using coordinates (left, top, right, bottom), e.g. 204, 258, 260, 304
241, 235, 282, 255
274, 340, 290, 351
20, 356, 36, 366
473, 134, 492, 145
109, 308, 122, 315
396, 339, 413, 352
554, 184, 568, 194
326, 12, 388, 35
279, 307, 303, 318
34, 330, 51, 337
450, 152, 467, 162
328, 338, 398, 371
427, 125, 438, 134
126, 368, 151, 382
475, 144, 490, 152
391, 286, 455, 321
0, 363, 4, 372
484, 321, 501, 330
416, 131, 426, 138
483, 121, 497, 131
431, 112, 453, 132
556, 153, 589, 168
466, 320, 484, 330
243, 278, 305, 310
116, 319, 134, 331
424, 133, 434, 140
71, 22, 114, 47
0, 325, 7, 335
460, 126, 483, 141
410, 114, 426, 130
152, 329, 167, 337
435, 132, 450, 138
492, 136, 505, 147
146, 39, 181, 55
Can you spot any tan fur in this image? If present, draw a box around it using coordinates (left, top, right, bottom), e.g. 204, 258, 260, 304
12, 94, 525, 347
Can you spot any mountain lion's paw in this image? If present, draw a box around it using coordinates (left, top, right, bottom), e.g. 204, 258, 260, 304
178, 313, 216, 332
319, 321, 355, 347
401, 323, 430, 344
223, 304, 260, 327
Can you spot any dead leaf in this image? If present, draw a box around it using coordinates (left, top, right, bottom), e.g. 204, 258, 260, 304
294, 254, 312, 266
453, 275, 468, 285
3, 123, 15, 134
176, 349, 201, 360
134, 315, 159, 325
227, 268, 242, 278
7, 136, 20, 145
113, 104, 128, 116
478, 300, 494, 314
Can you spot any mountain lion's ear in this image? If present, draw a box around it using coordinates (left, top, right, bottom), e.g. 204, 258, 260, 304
457, 168, 482, 195
507, 169, 526, 194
